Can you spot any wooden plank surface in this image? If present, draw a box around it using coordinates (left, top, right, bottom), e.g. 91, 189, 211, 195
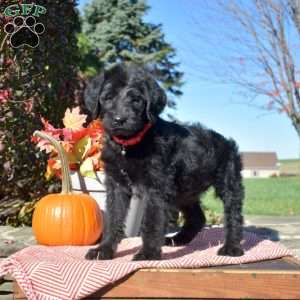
12, 257, 300, 300
94, 269, 300, 299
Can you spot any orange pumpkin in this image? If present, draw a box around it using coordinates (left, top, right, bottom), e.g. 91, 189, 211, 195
32, 131, 103, 246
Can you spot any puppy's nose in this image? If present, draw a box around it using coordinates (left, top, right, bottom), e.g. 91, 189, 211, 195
113, 115, 126, 126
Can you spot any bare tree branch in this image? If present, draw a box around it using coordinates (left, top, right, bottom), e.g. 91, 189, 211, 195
189, 0, 300, 138
289, 0, 300, 34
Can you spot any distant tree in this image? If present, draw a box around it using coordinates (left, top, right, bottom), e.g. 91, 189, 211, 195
80, 0, 183, 106
189, 0, 300, 139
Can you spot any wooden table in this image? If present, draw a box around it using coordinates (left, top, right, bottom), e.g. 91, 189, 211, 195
12, 256, 300, 299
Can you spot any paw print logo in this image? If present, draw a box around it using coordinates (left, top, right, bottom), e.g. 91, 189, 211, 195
4, 16, 45, 48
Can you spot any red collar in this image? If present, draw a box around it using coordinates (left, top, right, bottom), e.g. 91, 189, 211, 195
112, 123, 152, 146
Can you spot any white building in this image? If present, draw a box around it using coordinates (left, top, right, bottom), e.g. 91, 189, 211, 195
241, 152, 280, 178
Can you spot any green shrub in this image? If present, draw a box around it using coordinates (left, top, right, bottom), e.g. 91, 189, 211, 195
0, 0, 81, 226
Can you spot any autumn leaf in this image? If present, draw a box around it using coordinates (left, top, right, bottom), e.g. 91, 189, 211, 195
73, 136, 92, 161
34, 132, 59, 154
45, 158, 61, 180
32, 119, 62, 153
88, 119, 104, 132
65, 152, 78, 164
87, 120, 104, 140
88, 119, 102, 129
40, 118, 61, 137
85, 144, 100, 158
35, 138, 54, 154
45, 164, 55, 181
80, 157, 96, 178
61, 141, 73, 154
52, 159, 61, 170
32, 107, 105, 179
63, 107, 87, 130
62, 127, 89, 143
62, 128, 73, 141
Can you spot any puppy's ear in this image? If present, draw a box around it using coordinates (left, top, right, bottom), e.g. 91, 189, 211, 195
145, 77, 167, 122
84, 73, 105, 119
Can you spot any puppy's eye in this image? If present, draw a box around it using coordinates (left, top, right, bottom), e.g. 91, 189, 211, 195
103, 95, 112, 102
132, 97, 140, 103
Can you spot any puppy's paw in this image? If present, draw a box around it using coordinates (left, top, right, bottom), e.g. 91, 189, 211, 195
132, 248, 162, 261
217, 244, 244, 257
85, 244, 114, 260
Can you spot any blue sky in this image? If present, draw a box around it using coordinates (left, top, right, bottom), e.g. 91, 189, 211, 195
78, 0, 299, 159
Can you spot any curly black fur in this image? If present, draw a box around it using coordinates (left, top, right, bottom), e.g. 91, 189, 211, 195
84, 63, 244, 261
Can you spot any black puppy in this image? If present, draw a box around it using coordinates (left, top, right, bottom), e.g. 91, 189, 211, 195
84, 63, 244, 261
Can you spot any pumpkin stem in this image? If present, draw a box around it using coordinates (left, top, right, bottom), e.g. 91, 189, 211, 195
33, 131, 72, 194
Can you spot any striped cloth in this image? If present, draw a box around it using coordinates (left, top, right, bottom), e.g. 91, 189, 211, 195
0, 227, 293, 300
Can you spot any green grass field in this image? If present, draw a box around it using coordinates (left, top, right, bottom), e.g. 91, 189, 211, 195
202, 177, 300, 216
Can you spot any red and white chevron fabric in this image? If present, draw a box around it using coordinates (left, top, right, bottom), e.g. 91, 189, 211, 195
0, 228, 293, 300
